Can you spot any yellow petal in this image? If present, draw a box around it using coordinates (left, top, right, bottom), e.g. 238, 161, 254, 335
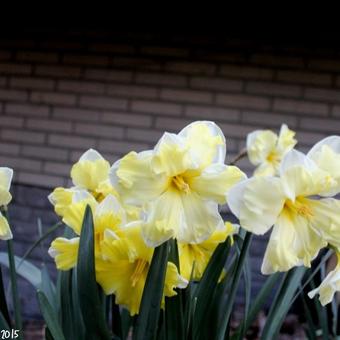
151, 132, 195, 177
0, 213, 12, 240
163, 262, 188, 299
48, 237, 79, 270
0, 167, 13, 206
179, 121, 226, 169
0, 189, 12, 207
261, 209, 326, 274
228, 177, 285, 235
48, 187, 73, 216
277, 124, 297, 153
111, 151, 168, 205
188, 164, 246, 204
71, 149, 110, 192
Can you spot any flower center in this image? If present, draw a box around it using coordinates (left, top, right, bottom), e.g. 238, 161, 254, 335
172, 175, 190, 193
130, 259, 148, 287
266, 151, 279, 163
284, 198, 314, 219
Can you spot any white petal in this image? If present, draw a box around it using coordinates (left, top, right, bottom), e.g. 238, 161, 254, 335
280, 149, 317, 176
79, 148, 104, 162
0, 167, 13, 191
308, 136, 340, 158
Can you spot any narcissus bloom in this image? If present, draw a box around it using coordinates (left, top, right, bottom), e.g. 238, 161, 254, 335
308, 251, 340, 305
247, 124, 297, 176
96, 224, 187, 315
110, 121, 246, 246
228, 149, 340, 274
48, 193, 126, 270
0, 167, 13, 207
178, 222, 239, 281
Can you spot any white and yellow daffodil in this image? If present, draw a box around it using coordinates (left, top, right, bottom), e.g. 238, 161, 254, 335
110, 121, 246, 246
0, 167, 13, 207
307, 136, 340, 196
96, 223, 187, 316
48, 192, 126, 270
228, 149, 340, 274
308, 251, 340, 306
247, 124, 297, 176
178, 222, 239, 281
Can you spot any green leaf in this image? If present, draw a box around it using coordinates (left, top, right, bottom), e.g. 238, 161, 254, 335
37, 290, 65, 340
0, 252, 41, 288
0, 266, 11, 327
111, 295, 122, 339
121, 308, 132, 340
40, 265, 57, 310
216, 231, 253, 340
193, 236, 232, 340
165, 239, 185, 340
0, 310, 10, 331
133, 241, 169, 340
261, 266, 306, 340
77, 205, 111, 340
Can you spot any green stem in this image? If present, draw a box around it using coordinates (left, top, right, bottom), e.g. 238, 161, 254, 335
2, 208, 23, 337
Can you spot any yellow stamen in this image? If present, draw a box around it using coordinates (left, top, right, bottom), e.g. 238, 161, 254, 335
130, 259, 148, 287
172, 175, 190, 193
285, 198, 314, 219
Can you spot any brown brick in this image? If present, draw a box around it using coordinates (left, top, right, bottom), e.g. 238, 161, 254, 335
98, 139, 149, 154
10, 77, 55, 90
165, 62, 216, 75
44, 162, 71, 176
155, 117, 192, 131
0, 63, 32, 75
273, 98, 328, 116
250, 54, 304, 68
305, 88, 340, 103
308, 59, 340, 72
113, 57, 161, 71
75, 123, 124, 139
127, 128, 162, 143
18, 172, 64, 187
300, 117, 340, 133
58, 80, 105, 94
0, 142, 20, 155
101, 112, 152, 128
190, 77, 242, 92
277, 70, 332, 86
135, 72, 187, 87
246, 81, 301, 97
35, 65, 82, 78
6, 103, 50, 117
22, 145, 68, 161
141, 46, 189, 58
1, 116, 24, 128
160, 89, 213, 104
2, 129, 45, 144
53, 107, 101, 122
84, 68, 132, 82
63, 54, 109, 66
295, 130, 327, 146
89, 43, 135, 54
48, 134, 96, 149
242, 112, 297, 127
16, 51, 59, 63
31, 92, 77, 106
132, 100, 182, 116
0, 89, 28, 101
216, 94, 270, 110
26, 118, 72, 132
107, 84, 158, 99
0, 156, 42, 171
196, 51, 246, 63
0, 76, 6, 86
219, 122, 255, 139
80, 96, 127, 110
185, 105, 240, 122
331, 105, 340, 117
0, 51, 11, 60
220, 64, 273, 80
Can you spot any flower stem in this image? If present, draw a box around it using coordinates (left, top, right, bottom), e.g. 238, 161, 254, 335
229, 148, 247, 165
2, 208, 22, 337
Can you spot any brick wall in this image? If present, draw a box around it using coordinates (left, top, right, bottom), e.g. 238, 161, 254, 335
1, 31, 340, 319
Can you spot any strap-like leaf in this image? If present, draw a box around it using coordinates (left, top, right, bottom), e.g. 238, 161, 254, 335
0, 266, 11, 327
77, 205, 111, 340
37, 290, 65, 340
133, 241, 169, 340
261, 266, 306, 340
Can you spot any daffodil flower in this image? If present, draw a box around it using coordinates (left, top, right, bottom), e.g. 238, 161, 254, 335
110, 121, 246, 246
247, 124, 297, 176
228, 149, 340, 274
95, 224, 187, 315
307, 136, 340, 196
308, 251, 340, 305
178, 222, 239, 281
48, 192, 126, 270
0, 167, 13, 207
